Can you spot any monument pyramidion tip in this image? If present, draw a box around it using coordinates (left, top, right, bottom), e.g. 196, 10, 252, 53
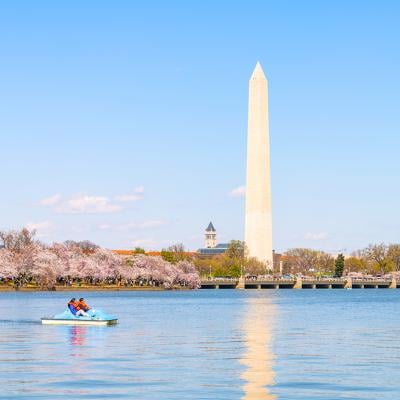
250, 61, 267, 81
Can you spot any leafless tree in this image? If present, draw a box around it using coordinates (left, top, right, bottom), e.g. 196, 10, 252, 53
388, 244, 400, 271
284, 248, 319, 274
0, 228, 37, 252
363, 243, 391, 275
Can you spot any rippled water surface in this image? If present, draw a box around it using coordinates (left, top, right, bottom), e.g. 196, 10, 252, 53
1, 290, 400, 399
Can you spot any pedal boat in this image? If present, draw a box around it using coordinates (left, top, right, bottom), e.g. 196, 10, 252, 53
41, 309, 118, 326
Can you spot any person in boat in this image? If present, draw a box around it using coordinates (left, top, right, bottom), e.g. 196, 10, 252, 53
68, 298, 89, 317
78, 297, 97, 317
78, 298, 91, 312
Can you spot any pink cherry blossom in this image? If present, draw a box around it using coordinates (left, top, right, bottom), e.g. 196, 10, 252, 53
0, 229, 200, 290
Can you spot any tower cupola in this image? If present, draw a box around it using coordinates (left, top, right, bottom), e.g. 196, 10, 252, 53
205, 222, 217, 248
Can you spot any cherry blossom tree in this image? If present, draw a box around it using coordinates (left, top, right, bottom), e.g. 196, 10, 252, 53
0, 228, 201, 290
176, 260, 201, 289
33, 248, 63, 290
0, 249, 17, 280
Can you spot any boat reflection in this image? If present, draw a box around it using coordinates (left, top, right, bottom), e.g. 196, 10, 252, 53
240, 296, 276, 399
69, 326, 87, 346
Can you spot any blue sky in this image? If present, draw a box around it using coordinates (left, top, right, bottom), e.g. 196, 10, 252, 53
1, 1, 399, 253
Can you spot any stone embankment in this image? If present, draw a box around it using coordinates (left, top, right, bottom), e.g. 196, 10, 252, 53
200, 277, 399, 289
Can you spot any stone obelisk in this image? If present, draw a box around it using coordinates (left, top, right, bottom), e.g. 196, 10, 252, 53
245, 62, 273, 266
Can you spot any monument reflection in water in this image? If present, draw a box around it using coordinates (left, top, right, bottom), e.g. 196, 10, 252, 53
241, 296, 276, 400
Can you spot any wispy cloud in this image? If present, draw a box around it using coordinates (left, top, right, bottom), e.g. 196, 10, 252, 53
126, 220, 166, 229
98, 220, 167, 230
57, 195, 122, 214
98, 224, 112, 230
134, 186, 144, 194
304, 232, 329, 241
39, 186, 144, 214
228, 185, 245, 198
114, 194, 143, 202
39, 194, 61, 206
25, 220, 51, 237
114, 186, 145, 202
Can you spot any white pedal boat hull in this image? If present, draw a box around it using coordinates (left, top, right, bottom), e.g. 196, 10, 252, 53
41, 318, 118, 326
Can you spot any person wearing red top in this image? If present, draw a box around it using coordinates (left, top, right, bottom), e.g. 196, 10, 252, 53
68, 298, 89, 317
78, 298, 90, 312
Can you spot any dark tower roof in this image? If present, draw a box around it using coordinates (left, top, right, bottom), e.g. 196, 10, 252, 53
206, 222, 216, 232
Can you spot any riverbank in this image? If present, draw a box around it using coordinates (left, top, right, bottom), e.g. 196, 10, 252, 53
0, 284, 189, 292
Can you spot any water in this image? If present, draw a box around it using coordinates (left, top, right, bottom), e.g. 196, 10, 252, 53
1, 290, 400, 399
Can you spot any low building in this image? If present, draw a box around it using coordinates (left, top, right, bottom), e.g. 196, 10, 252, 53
197, 222, 229, 255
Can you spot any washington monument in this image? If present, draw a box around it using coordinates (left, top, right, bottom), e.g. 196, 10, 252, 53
244, 62, 273, 266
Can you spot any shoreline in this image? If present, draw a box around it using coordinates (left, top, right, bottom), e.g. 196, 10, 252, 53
0, 285, 190, 292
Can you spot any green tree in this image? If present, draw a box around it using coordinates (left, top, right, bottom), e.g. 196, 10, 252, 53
192, 240, 267, 279
228, 263, 242, 278
244, 257, 270, 276
345, 256, 367, 274
226, 240, 246, 260
161, 243, 189, 263
334, 253, 345, 277
225, 241, 247, 277
134, 247, 146, 254
160, 250, 176, 263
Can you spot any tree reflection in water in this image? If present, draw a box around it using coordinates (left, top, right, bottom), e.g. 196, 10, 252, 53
240, 296, 276, 400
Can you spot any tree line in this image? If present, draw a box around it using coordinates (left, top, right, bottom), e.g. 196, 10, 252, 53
0, 229, 200, 290
191, 242, 400, 278
2, 228, 397, 288
282, 244, 400, 277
